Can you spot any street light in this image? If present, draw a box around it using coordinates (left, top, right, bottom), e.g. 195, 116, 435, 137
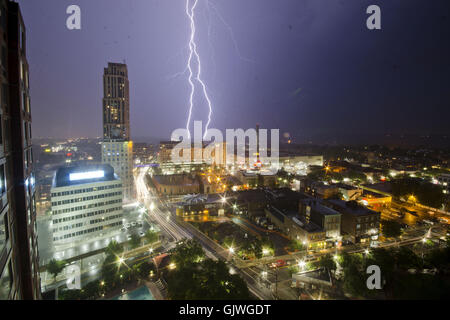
298, 260, 306, 270
229, 246, 235, 254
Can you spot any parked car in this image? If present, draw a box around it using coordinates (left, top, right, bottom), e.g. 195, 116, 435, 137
271, 260, 286, 268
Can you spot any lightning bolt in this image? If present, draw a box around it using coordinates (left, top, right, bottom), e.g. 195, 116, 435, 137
185, 0, 213, 140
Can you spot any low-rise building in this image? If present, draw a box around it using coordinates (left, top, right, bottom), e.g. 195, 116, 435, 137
299, 198, 341, 240
151, 174, 200, 196
235, 170, 277, 188
175, 194, 225, 217
265, 206, 327, 250
360, 190, 392, 209
336, 183, 363, 201
305, 181, 340, 199
325, 200, 380, 244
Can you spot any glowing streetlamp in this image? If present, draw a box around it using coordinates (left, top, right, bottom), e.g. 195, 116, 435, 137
298, 260, 306, 270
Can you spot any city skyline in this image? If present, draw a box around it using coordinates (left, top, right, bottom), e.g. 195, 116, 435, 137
18, 0, 450, 140
1, 0, 449, 304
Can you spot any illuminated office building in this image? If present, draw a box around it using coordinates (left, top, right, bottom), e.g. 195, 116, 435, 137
50, 164, 123, 246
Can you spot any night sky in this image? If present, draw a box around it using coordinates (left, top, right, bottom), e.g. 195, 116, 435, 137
18, 0, 450, 140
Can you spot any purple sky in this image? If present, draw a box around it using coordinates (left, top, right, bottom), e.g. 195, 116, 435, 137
19, 0, 450, 140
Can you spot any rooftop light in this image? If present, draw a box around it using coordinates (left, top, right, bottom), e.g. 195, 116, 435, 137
69, 170, 104, 181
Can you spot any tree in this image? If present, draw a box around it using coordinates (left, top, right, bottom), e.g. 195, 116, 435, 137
145, 229, 159, 244
170, 239, 205, 267
167, 259, 251, 300
381, 220, 402, 238
317, 254, 337, 272
391, 178, 445, 209
288, 239, 305, 252
105, 240, 123, 255
47, 259, 67, 283
129, 233, 141, 249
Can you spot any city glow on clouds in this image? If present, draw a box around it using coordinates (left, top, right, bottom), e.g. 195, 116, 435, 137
69, 170, 105, 181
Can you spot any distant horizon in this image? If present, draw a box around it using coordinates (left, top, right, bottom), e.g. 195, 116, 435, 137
32, 132, 450, 149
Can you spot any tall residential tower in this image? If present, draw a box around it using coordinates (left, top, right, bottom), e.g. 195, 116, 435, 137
0, 0, 41, 299
101, 63, 134, 203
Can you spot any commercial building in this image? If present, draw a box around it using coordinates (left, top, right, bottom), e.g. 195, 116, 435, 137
299, 198, 341, 240
175, 194, 225, 217
151, 174, 200, 196
101, 140, 133, 202
158, 140, 226, 166
304, 181, 340, 199
264, 206, 327, 249
279, 154, 324, 176
101, 62, 134, 202
133, 142, 154, 164
0, 0, 41, 300
50, 164, 123, 246
325, 199, 380, 244
235, 170, 277, 188
336, 183, 363, 201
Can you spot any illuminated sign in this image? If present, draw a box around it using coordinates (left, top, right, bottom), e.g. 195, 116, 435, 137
69, 170, 104, 181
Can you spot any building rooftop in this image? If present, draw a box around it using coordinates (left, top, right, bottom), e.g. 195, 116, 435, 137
152, 174, 198, 186
326, 199, 377, 216
52, 164, 118, 188
300, 198, 341, 216
336, 183, 361, 190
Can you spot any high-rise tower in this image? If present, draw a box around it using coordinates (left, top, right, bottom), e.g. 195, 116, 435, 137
102, 63, 130, 140
0, 0, 41, 299
101, 63, 134, 203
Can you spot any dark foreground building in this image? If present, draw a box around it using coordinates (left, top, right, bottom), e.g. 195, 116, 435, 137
0, 0, 41, 299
